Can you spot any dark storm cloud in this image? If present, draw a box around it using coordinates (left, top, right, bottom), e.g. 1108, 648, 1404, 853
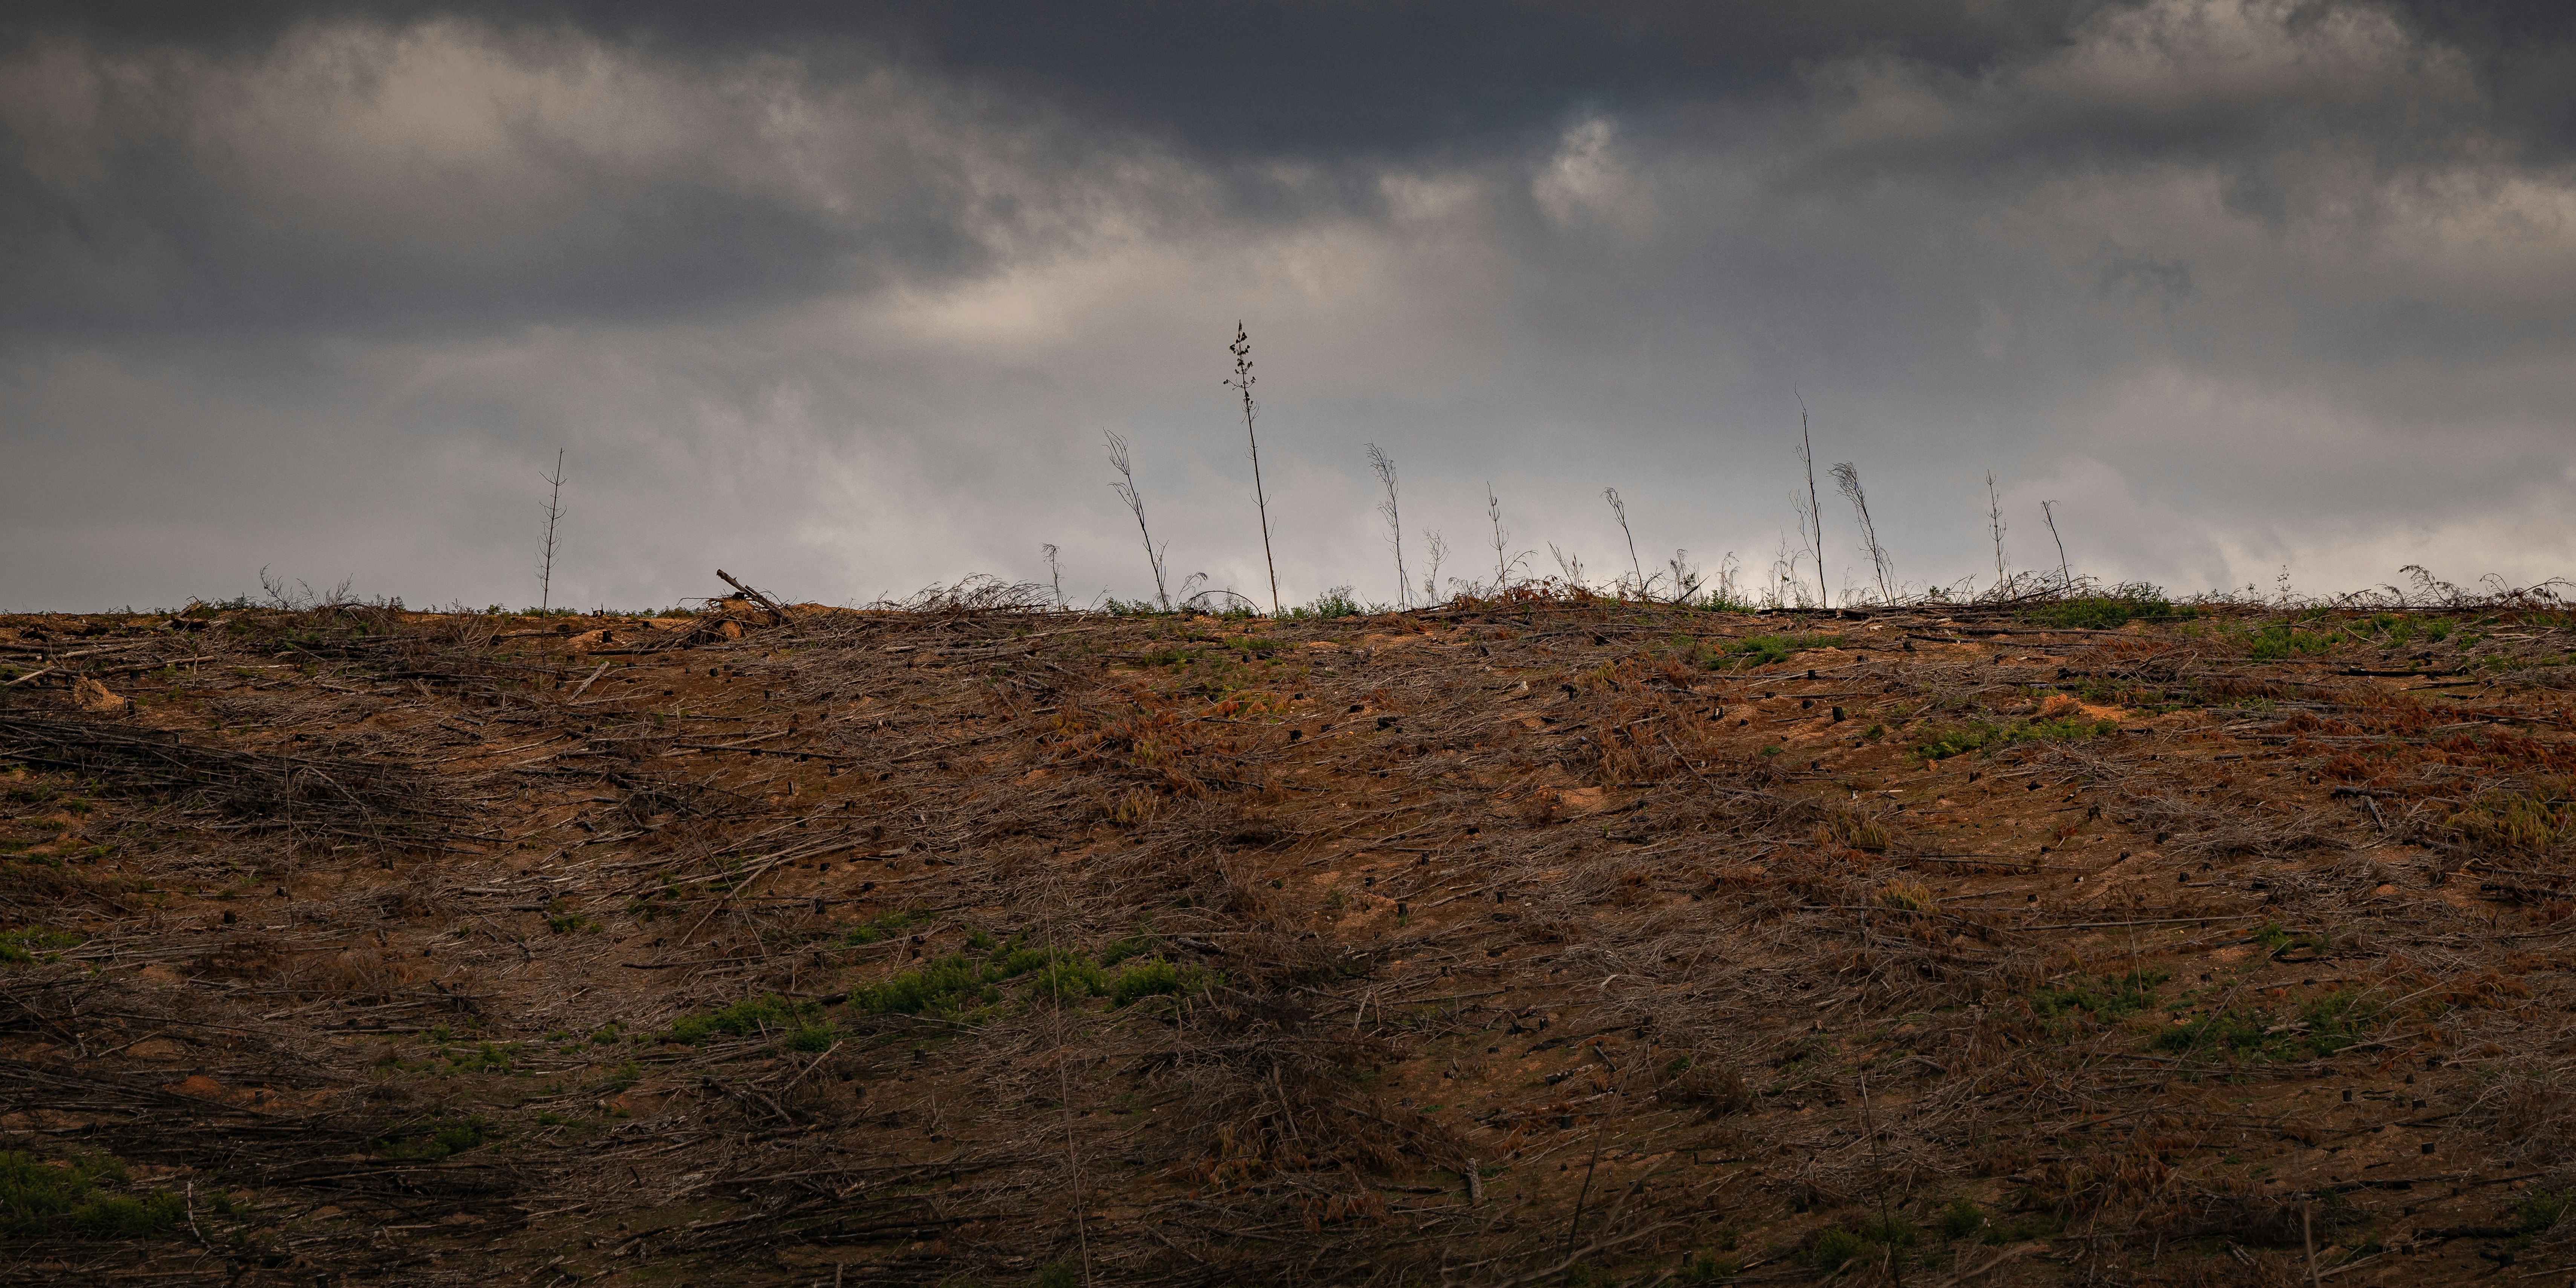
5, 0, 2569, 340
10, 1, 2094, 149
2, 0, 2572, 611
0, 1, 2113, 340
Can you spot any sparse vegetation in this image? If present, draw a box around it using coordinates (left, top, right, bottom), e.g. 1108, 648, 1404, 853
0, 1151, 186, 1240
1911, 714, 2117, 760
1709, 632, 1845, 669
2026, 588, 2178, 628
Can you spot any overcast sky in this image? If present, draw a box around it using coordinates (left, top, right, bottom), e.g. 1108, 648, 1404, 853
5, 1, 2573, 611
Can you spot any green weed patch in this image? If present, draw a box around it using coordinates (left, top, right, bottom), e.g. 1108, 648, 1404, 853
842, 909, 922, 945
2245, 623, 2338, 661
1708, 633, 1845, 670
2028, 593, 2180, 630
2150, 988, 2383, 1062
1912, 715, 2117, 761
0, 1150, 185, 1240
2031, 969, 2167, 1023
852, 946, 1216, 1017
666, 994, 833, 1049
0, 927, 80, 965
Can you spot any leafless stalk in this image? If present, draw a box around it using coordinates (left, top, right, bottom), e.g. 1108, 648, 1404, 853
1604, 488, 1644, 596
1768, 531, 1804, 609
1043, 544, 1064, 611
1367, 445, 1409, 610
1830, 461, 1894, 605
1550, 544, 1587, 587
1665, 550, 1701, 603
260, 568, 355, 611
537, 449, 567, 612
1796, 389, 1827, 609
1861, 1071, 1903, 1288
2402, 563, 2462, 606
1487, 484, 1509, 588
2041, 499, 2071, 591
1986, 472, 2009, 586
1421, 531, 1447, 606
1103, 432, 1171, 611
1226, 323, 1280, 616
1713, 550, 1741, 606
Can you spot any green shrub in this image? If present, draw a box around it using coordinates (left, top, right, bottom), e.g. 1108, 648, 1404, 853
2152, 989, 2383, 1061
2031, 970, 2166, 1023
666, 994, 818, 1043
2029, 592, 2175, 630
857, 947, 1050, 1014
1029, 953, 1108, 1005
2152, 1007, 2272, 1057
2517, 1188, 2575, 1237
1099, 933, 1161, 966
1107, 957, 1214, 1007
1939, 1199, 1987, 1240
2246, 623, 2337, 661
1803, 1214, 1917, 1271
1913, 716, 2116, 761
1712, 633, 1845, 670
2298, 990, 2383, 1056
843, 909, 919, 945
69, 1193, 187, 1239
0, 928, 80, 965
1294, 587, 1362, 619
1805, 1226, 1872, 1271
0, 1150, 184, 1239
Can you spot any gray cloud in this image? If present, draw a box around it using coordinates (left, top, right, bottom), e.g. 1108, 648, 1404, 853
2, 0, 2572, 611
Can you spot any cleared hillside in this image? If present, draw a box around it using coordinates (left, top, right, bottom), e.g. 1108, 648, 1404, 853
4, 592, 2575, 1286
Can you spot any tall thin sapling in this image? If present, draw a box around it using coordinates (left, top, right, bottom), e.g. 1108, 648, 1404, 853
1225, 323, 1281, 616
1367, 444, 1409, 610
537, 449, 567, 612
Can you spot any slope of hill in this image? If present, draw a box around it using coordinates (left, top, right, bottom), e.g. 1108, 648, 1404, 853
3, 594, 2574, 1285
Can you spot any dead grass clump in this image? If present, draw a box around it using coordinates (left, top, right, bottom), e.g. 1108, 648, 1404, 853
286, 948, 426, 1003
2468, 1072, 2576, 1172
1822, 806, 1895, 853
1660, 1057, 1754, 1116
1163, 995, 1426, 1189
2133, 1176, 2348, 1253
0, 711, 459, 846
0, 858, 126, 916
2120, 787, 2345, 862
188, 934, 291, 981
879, 575, 1055, 616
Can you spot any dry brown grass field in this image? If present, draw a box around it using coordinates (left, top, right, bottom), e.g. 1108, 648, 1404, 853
5, 591, 2576, 1286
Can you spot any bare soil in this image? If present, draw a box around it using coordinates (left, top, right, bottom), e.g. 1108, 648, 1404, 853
4, 594, 2575, 1286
